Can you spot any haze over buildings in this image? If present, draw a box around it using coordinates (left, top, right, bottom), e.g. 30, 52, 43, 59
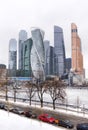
0, 0, 88, 77
8, 24, 85, 85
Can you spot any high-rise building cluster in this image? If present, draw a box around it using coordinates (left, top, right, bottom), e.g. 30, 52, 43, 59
8, 23, 85, 84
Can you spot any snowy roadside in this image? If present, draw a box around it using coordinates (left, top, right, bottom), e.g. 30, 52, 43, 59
0, 109, 67, 130
0, 98, 88, 120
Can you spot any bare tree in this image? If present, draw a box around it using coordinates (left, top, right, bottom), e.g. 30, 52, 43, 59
25, 81, 36, 105
44, 79, 66, 109
36, 81, 47, 108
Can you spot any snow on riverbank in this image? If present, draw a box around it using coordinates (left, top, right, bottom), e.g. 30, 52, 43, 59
0, 110, 67, 130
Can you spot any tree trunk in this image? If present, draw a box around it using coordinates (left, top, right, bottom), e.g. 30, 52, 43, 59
53, 100, 55, 109
29, 98, 31, 106
6, 85, 8, 101
41, 100, 43, 108
14, 90, 16, 102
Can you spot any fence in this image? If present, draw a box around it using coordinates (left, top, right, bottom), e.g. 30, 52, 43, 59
0, 95, 87, 115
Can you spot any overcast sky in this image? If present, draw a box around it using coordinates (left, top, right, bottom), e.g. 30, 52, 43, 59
0, 0, 88, 78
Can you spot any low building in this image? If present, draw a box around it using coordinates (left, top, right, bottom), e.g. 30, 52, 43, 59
0, 64, 7, 84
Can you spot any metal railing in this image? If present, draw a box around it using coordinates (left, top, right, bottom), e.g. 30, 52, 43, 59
0, 95, 88, 114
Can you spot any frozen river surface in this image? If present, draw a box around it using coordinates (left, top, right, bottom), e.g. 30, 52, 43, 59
7, 87, 88, 108
66, 88, 88, 108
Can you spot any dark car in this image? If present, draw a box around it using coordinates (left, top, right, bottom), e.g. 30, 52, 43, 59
77, 123, 88, 130
58, 120, 74, 129
31, 113, 37, 118
24, 110, 32, 117
38, 114, 55, 123
12, 107, 24, 115
24, 110, 37, 118
0, 103, 5, 109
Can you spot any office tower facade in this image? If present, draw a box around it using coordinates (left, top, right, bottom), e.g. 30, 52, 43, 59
23, 38, 33, 77
65, 58, 71, 73
31, 28, 45, 81
44, 40, 50, 76
8, 39, 17, 76
44, 40, 54, 76
54, 25, 66, 77
49, 46, 54, 75
0, 64, 6, 82
18, 30, 27, 70
71, 23, 84, 75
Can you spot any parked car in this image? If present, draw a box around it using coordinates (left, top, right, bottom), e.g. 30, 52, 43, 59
24, 110, 37, 118
0, 103, 5, 109
77, 123, 88, 130
31, 113, 37, 119
58, 120, 74, 129
38, 114, 55, 123
24, 110, 32, 117
4, 105, 14, 111
12, 107, 24, 115
54, 119, 59, 125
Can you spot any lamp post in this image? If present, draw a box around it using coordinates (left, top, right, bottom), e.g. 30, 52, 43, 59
5, 71, 8, 101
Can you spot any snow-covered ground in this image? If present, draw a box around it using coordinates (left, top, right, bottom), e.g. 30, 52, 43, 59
66, 88, 88, 107
0, 110, 67, 130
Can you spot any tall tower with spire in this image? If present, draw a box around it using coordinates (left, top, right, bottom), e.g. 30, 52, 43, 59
71, 23, 84, 77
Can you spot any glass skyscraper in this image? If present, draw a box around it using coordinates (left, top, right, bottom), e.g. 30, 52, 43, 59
65, 58, 71, 73
31, 28, 45, 81
23, 38, 33, 77
54, 25, 66, 77
18, 30, 27, 70
8, 38, 17, 76
49, 46, 54, 75
44, 40, 54, 76
44, 40, 50, 76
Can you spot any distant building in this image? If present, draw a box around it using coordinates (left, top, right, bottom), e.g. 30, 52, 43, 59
18, 30, 27, 70
23, 38, 33, 77
49, 46, 54, 75
54, 25, 66, 77
44, 41, 54, 76
65, 58, 71, 73
71, 23, 84, 76
31, 28, 45, 81
44, 40, 50, 76
69, 23, 85, 85
8, 39, 17, 76
0, 64, 7, 83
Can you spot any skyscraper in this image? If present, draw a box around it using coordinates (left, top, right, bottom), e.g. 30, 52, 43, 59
54, 25, 66, 77
44, 40, 50, 76
71, 23, 84, 75
49, 46, 54, 75
31, 28, 45, 81
65, 58, 71, 73
23, 38, 33, 77
8, 38, 17, 76
44, 40, 54, 76
18, 30, 27, 70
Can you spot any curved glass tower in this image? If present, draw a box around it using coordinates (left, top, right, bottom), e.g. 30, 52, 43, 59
31, 28, 45, 81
